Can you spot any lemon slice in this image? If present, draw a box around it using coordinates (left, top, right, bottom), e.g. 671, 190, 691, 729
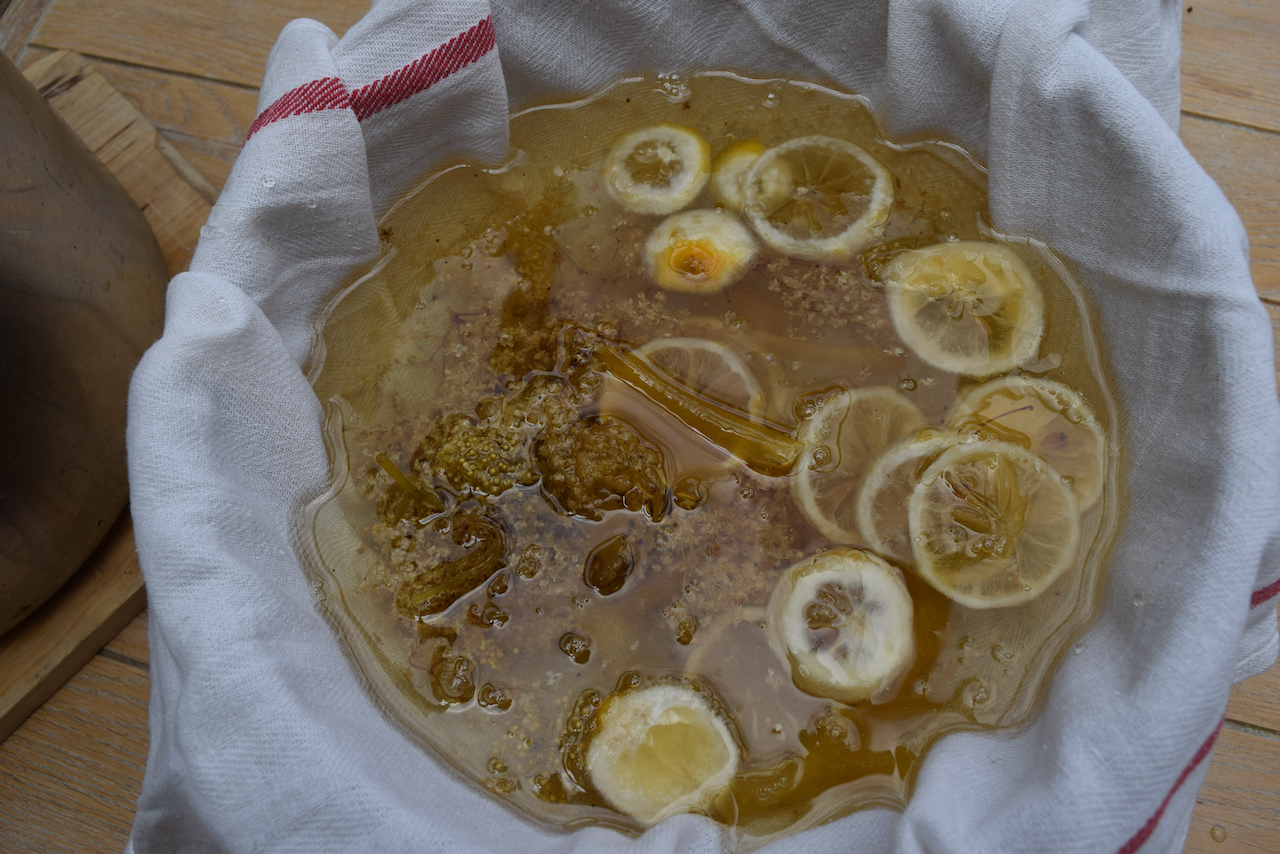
908, 440, 1080, 609
948, 375, 1107, 510
765, 548, 915, 704
636, 337, 766, 417
710, 138, 765, 211
855, 429, 957, 564
585, 683, 739, 824
601, 123, 711, 215
882, 241, 1045, 376
741, 135, 893, 263
792, 387, 925, 544
642, 209, 759, 293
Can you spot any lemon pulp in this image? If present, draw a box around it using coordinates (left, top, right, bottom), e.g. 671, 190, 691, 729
855, 429, 956, 564
642, 209, 759, 293
792, 387, 925, 544
601, 122, 711, 215
883, 241, 1045, 376
585, 683, 739, 824
766, 549, 915, 704
742, 135, 893, 262
949, 375, 1108, 510
908, 440, 1081, 609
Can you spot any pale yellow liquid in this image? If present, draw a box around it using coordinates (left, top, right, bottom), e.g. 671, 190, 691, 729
303, 73, 1120, 846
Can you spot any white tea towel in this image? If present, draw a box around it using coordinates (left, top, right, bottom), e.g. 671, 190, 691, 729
126, 1, 1280, 852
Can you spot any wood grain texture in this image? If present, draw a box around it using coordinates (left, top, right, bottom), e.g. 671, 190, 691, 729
1181, 0, 1280, 134
1181, 115, 1280, 300
0, 0, 51, 60
87, 58, 259, 146
1229, 667, 1280, 734
103, 611, 150, 669
23, 50, 213, 274
0, 656, 148, 854
1185, 726, 1280, 854
19, 47, 245, 193
31, 0, 365, 87
0, 518, 144, 741
165, 132, 240, 192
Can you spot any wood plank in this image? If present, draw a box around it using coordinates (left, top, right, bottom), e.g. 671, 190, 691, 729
1181, 0, 1280, 134
165, 131, 239, 192
102, 610, 149, 668
1263, 302, 1280, 398
23, 49, 214, 274
1224, 603, 1279, 736
1185, 725, 1280, 853
15, 50, 241, 193
0, 656, 148, 854
1229, 668, 1280, 734
1180, 115, 1280, 300
0, 0, 52, 61
87, 58, 258, 147
0, 518, 145, 741
31, 0, 366, 88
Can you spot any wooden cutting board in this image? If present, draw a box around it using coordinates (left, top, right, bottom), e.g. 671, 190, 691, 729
0, 49, 211, 740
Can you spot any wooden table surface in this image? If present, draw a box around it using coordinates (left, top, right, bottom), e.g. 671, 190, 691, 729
1, 1, 1277, 852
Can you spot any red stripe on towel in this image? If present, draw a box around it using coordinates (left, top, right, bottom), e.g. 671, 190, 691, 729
246, 76, 350, 140
349, 16, 495, 121
244, 16, 495, 140
1250, 575, 1280, 608
1115, 720, 1222, 854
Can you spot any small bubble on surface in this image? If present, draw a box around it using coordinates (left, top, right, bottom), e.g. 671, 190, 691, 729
261, 176, 276, 188
488, 777, 518, 794
559, 632, 591, 665
654, 71, 691, 102
1209, 826, 1227, 843
1072, 641, 1086, 655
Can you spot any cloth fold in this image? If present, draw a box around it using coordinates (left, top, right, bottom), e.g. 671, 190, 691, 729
126, 1, 1280, 852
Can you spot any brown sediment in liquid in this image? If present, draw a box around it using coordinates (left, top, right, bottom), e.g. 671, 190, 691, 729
304, 73, 1120, 846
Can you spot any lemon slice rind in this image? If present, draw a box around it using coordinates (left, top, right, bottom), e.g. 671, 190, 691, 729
642, 209, 759, 293
883, 241, 1045, 377
855, 429, 958, 564
792, 387, 926, 544
585, 683, 739, 824
765, 548, 915, 704
741, 135, 893, 263
601, 123, 711, 215
635, 337, 766, 417
908, 440, 1080, 609
948, 375, 1107, 511
711, 139, 765, 211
